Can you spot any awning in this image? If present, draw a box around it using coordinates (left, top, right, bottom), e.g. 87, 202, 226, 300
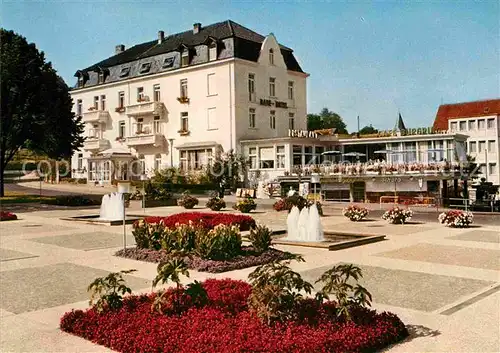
175, 141, 220, 150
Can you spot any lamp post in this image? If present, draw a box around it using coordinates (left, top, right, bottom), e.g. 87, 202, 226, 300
117, 181, 131, 250
168, 138, 174, 167
140, 173, 148, 213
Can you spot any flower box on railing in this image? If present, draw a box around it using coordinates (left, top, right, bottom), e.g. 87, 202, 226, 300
115, 137, 126, 142
137, 96, 150, 103
115, 107, 126, 113
178, 129, 190, 136
177, 96, 190, 104
88, 107, 96, 111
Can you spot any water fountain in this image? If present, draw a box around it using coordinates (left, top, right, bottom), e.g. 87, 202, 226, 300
99, 192, 125, 221
285, 204, 324, 242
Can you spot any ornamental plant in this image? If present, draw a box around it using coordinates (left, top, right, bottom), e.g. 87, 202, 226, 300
0, 211, 17, 221
194, 224, 242, 260
342, 205, 369, 221
87, 269, 136, 313
247, 224, 272, 253
206, 197, 226, 211
382, 206, 413, 224
438, 210, 473, 228
177, 192, 199, 209
233, 197, 257, 213
139, 212, 256, 231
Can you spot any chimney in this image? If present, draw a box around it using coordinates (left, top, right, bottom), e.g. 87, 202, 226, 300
158, 30, 165, 44
115, 44, 125, 54
193, 23, 201, 34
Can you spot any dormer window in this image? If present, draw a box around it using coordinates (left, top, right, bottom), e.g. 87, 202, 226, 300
119, 67, 130, 77
269, 48, 274, 65
139, 62, 151, 74
98, 71, 105, 84
181, 49, 190, 67
162, 57, 174, 69
77, 76, 84, 88
208, 41, 217, 61
75, 71, 88, 88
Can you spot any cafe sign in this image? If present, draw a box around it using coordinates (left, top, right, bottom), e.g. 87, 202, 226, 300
260, 98, 288, 108
288, 128, 337, 138
376, 127, 450, 137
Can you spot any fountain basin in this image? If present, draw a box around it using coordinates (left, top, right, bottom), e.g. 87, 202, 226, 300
271, 231, 385, 251
60, 215, 142, 226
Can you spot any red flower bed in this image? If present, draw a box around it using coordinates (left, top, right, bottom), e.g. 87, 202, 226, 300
0, 211, 17, 221
61, 279, 408, 353
140, 212, 256, 231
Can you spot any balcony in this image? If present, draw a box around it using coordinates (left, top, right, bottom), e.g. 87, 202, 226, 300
125, 101, 164, 117
82, 110, 110, 124
126, 133, 163, 147
83, 138, 110, 151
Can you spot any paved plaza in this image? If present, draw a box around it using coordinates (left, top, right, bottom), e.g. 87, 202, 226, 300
0, 204, 499, 352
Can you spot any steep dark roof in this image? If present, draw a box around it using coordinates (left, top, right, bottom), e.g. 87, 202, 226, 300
81, 20, 302, 73
394, 113, 407, 130
433, 99, 500, 130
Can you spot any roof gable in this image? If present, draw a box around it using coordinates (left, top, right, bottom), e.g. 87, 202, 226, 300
433, 99, 500, 130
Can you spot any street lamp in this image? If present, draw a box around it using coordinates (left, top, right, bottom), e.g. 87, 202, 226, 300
168, 138, 174, 167
117, 181, 131, 250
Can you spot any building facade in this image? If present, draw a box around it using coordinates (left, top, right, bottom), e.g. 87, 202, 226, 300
70, 20, 308, 182
433, 99, 500, 185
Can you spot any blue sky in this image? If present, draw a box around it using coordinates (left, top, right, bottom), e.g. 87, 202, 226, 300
2, 0, 499, 131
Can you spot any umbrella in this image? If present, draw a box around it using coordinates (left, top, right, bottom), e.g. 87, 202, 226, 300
321, 150, 342, 155
374, 150, 392, 154
343, 152, 366, 157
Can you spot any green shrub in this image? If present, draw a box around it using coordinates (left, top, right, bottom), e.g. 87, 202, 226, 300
87, 269, 136, 313
233, 197, 257, 213
161, 223, 199, 253
177, 192, 199, 209
44, 195, 100, 206
194, 224, 242, 260
206, 197, 226, 211
77, 178, 87, 184
248, 224, 272, 253
132, 220, 166, 250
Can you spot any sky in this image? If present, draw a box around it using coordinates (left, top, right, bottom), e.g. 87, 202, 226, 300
2, 0, 499, 132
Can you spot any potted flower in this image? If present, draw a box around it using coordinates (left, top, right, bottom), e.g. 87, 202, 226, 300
438, 210, 473, 228
177, 192, 199, 209
342, 205, 369, 221
206, 197, 226, 211
233, 197, 257, 213
0, 211, 18, 221
382, 206, 413, 224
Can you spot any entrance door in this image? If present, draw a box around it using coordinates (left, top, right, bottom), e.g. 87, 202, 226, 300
352, 181, 366, 202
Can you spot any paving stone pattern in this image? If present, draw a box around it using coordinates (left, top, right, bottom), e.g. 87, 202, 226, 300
30, 232, 136, 250
0, 249, 38, 262
447, 230, 500, 244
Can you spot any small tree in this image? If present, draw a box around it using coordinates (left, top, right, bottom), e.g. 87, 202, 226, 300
151, 258, 190, 314
307, 108, 348, 134
87, 269, 136, 313
359, 124, 378, 135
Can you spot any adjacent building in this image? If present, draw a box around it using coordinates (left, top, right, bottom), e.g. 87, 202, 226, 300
70, 20, 308, 182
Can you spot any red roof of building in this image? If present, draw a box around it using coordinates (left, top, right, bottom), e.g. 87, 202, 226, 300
433, 99, 500, 130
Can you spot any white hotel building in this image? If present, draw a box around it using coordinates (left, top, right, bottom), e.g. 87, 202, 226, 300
70, 20, 308, 182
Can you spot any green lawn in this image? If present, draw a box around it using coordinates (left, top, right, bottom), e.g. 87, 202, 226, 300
0, 192, 56, 204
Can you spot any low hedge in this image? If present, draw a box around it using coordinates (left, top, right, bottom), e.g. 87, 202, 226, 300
43, 195, 101, 206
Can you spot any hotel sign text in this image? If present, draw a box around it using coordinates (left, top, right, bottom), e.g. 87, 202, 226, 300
260, 99, 288, 108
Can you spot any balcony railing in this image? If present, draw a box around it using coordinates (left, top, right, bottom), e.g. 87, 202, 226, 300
125, 101, 164, 117
83, 138, 110, 151
126, 133, 163, 147
82, 110, 110, 123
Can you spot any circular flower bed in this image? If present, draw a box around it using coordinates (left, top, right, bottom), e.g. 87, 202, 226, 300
438, 210, 473, 228
342, 205, 369, 221
60, 279, 408, 353
382, 207, 413, 224
0, 211, 17, 221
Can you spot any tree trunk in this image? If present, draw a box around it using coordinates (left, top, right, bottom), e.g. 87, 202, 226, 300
0, 170, 4, 197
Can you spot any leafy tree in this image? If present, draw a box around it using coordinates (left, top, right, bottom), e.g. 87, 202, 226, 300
359, 124, 378, 135
206, 150, 249, 196
0, 29, 84, 196
307, 108, 348, 134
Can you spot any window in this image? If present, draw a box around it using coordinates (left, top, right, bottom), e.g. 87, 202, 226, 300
248, 74, 255, 101
489, 163, 497, 175
207, 107, 217, 130
288, 81, 294, 100
315, 147, 324, 164
77, 76, 84, 87
180, 151, 188, 170
207, 73, 216, 96
269, 77, 276, 97
139, 155, 145, 174
469, 141, 477, 153
181, 112, 189, 132
269, 111, 276, 129
137, 87, 144, 101
98, 71, 105, 84
480, 164, 487, 176
276, 146, 285, 169
90, 124, 100, 138
249, 147, 258, 169
249, 108, 256, 128
288, 113, 295, 130
180, 79, 188, 98
293, 145, 302, 166
304, 146, 314, 165
153, 84, 161, 102
93, 96, 99, 109
181, 49, 189, 67
77, 153, 83, 170
100, 95, 106, 111
259, 147, 274, 169
76, 99, 82, 116
155, 154, 162, 171
269, 48, 274, 65
488, 140, 496, 153
162, 57, 174, 69
459, 121, 466, 131
119, 67, 130, 77
153, 116, 161, 134
479, 141, 486, 153
139, 62, 151, 74
450, 122, 457, 131
405, 142, 417, 162
208, 41, 217, 61
118, 91, 125, 108
478, 119, 486, 130
468, 120, 476, 130
487, 118, 495, 129
118, 121, 125, 138
136, 118, 143, 134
